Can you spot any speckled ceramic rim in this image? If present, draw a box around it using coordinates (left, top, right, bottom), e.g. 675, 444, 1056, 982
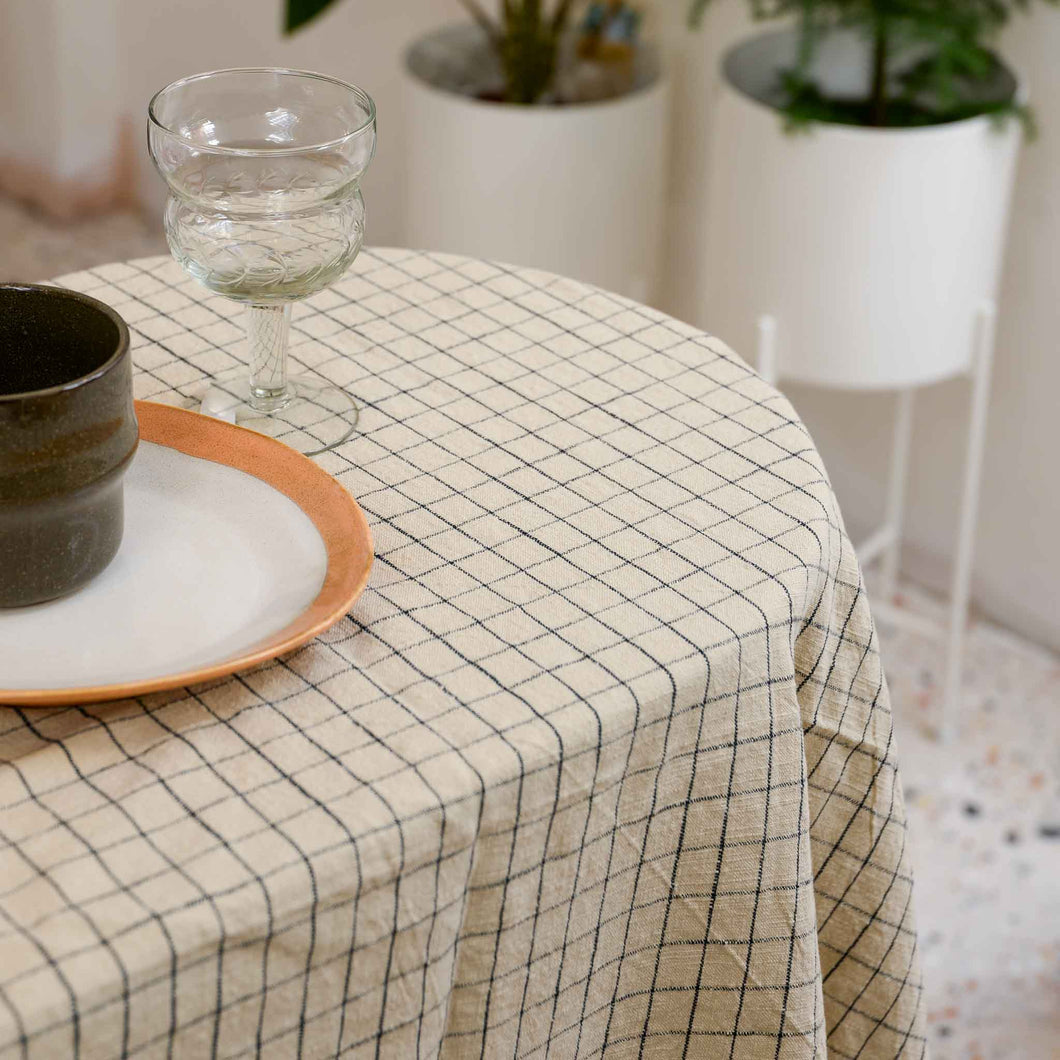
0, 283, 129, 401
0, 401, 373, 706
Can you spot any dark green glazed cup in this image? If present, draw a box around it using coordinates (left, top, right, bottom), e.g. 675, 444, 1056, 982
0, 284, 138, 607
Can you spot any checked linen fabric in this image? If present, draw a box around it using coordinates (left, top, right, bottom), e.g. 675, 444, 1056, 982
0, 250, 926, 1059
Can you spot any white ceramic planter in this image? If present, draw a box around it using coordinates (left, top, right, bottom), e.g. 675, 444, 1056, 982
403, 24, 670, 303
703, 30, 1024, 390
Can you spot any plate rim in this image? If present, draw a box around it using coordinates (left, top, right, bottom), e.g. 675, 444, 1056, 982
1, 401, 373, 706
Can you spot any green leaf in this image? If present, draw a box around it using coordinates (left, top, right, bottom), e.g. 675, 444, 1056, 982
686, 0, 1057, 129
284, 0, 340, 34
687, 0, 711, 28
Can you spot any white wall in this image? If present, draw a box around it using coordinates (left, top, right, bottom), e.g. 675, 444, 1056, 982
1, 0, 124, 188
973, 14, 1060, 649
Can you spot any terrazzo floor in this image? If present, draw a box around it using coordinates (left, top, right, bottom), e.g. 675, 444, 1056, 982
0, 195, 166, 285
877, 583, 1060, 1060
2, 196, 1058, 1059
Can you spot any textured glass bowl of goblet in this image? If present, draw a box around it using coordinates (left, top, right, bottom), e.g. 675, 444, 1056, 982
149, 67, 376, 454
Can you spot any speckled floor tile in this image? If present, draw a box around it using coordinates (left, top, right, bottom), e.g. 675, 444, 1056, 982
0, 194, 166, 284
879, 583, 1060, 1060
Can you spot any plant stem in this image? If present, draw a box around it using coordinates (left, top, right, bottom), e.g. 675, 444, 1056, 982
457, 0, 501, 44
870, 15, 889, 126
550, 0, 576, 33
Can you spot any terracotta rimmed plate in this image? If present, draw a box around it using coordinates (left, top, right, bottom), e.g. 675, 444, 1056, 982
0, 401, 373, 706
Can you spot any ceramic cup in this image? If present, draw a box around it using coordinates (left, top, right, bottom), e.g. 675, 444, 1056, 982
0, 284, 138, 607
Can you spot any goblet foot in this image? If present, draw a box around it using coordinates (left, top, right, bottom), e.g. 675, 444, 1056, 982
191, 368, 359, 456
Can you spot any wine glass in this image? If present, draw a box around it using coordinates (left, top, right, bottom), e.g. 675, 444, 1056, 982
148, 68, 376, 455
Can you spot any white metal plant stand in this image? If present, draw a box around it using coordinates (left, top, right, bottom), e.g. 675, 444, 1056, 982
702, 29, 1024, 741
754, 306, 997, 741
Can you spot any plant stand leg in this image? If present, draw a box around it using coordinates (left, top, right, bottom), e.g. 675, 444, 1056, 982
879, 389, 915, 604
756, 314, 778, 385
940, 302, 997, 742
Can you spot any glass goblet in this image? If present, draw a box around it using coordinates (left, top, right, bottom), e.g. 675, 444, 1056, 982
148, 68, 376, 454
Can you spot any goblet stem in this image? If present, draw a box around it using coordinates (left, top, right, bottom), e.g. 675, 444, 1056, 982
246, 304, 292, 412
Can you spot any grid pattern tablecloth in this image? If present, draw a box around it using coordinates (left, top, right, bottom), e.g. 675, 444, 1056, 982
0, 250, 926, 1059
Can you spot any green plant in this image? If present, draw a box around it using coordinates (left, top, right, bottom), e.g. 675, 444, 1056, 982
285, 0, 581, 105
688, 0, 1057, 128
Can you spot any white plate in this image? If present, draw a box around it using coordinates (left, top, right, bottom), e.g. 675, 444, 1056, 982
0, 402, 373, 704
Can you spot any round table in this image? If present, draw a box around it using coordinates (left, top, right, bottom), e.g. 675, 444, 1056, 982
0, 250, 926, 1059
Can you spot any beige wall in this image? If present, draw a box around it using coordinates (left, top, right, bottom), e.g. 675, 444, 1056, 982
2, 0, 1057, 649
0, 0, 60, 170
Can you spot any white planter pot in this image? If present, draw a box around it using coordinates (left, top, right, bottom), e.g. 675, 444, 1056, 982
703, 30, 1024, 390
403, 24, 670, 303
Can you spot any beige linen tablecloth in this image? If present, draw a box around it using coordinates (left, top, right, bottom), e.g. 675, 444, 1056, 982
0, 250, 926, 1058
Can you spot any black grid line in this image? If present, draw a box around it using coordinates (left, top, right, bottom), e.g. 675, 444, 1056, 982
0, 249, 927, 1060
